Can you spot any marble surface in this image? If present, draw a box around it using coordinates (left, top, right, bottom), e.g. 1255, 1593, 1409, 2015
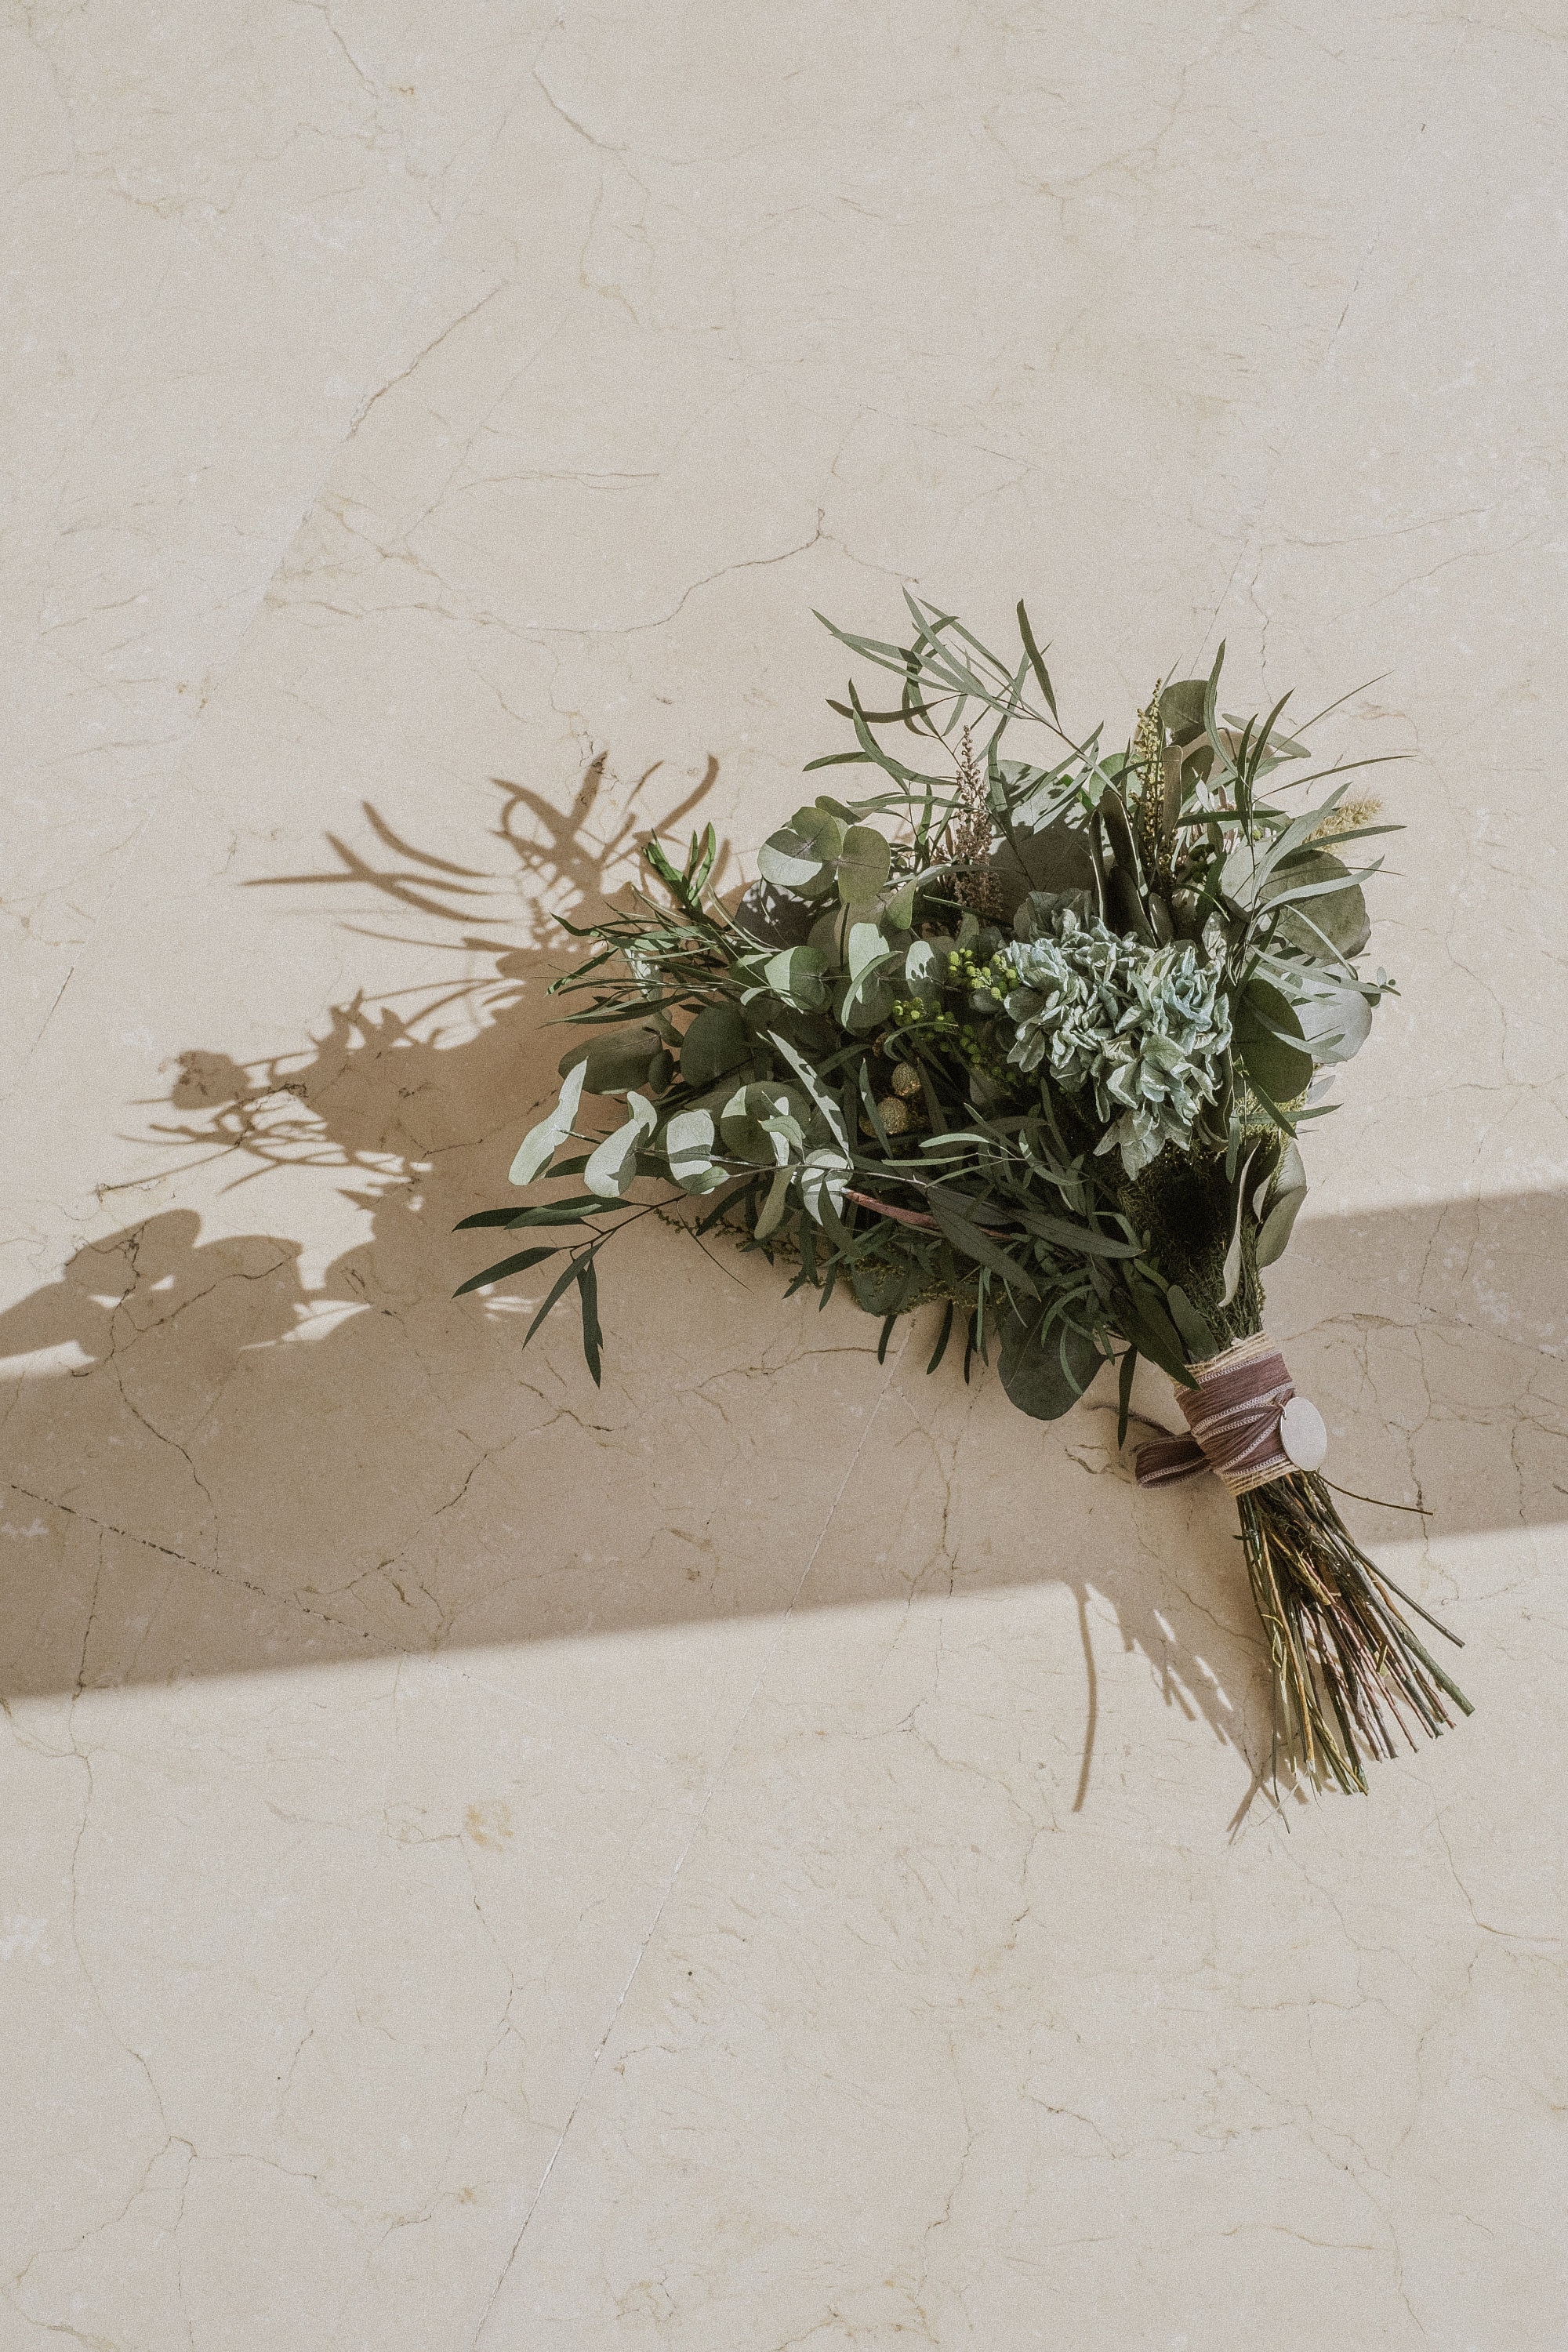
2, 5, 1564, 2347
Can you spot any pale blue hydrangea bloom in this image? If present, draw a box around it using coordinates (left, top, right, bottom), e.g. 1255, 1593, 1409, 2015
1004, 906, 1232, 1176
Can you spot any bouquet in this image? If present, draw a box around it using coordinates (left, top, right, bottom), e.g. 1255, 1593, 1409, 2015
459, 596, 1470, 1791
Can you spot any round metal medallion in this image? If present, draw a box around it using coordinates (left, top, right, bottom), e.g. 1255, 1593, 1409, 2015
1279, 1395, 1328, 1472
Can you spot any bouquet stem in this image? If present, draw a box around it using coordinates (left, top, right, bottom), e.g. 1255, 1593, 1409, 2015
1237, 1469, 1472, 1792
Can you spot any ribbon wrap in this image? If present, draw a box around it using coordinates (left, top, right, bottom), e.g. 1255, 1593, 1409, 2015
1134, 1332, 1301, 1497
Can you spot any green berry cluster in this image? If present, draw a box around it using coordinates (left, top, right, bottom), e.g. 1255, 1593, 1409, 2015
890, 996, 957, 1033
945, 944, 1018, 1004
889, 946, 1022, 1087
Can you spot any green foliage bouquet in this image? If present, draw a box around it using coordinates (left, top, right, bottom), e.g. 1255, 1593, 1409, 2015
460, 597, 1469, 1791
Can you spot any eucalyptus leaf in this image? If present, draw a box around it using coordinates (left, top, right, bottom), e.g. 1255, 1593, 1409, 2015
883, 875, 918, 929
585, 1091, 657, 1199
847, 921, 889, 983
763, 944, 829, 1011
1293, 980, 1373, 1065
665, 1107, 728, 1195
797, 1147, 850, 1224
1257, 1181, 1308, 1268
731, 879, 818, 949
753, 1167, 793, 1240
558, 1026, 663, 1096
835, 823, 891, 906
1252, 1140, 1302, 1219
902, 938, 942, 1001
1159, 679, 1209, 736
1261, 849, 1370, 958
998, 1306, 1101, 1421
768, 1031, 850, 1151
510, 1062, 586, 1186
680, 1002, 751, 1087
1165, 1284, 1217, 1360
757, 806, 844, 898
990, 818, 1098, 921
1234, 978, 1314, 1106
720, 1081, 804, 1167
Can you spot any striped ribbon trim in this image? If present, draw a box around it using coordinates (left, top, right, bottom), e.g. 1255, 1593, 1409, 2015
1134, 1331, 1298, 1497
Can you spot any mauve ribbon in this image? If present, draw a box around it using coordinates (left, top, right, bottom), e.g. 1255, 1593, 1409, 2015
1134, 1332, 1298, 1497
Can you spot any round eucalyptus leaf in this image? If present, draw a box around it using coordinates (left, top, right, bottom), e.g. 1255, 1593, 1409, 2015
1158, 678, 1209, 736
719, 1081, 807, 1167
847, 920, 889, 983
835, 823, 891, 907
665, 1107, 728, 1195
998, 1307, 1102, 1422
1294, 982, 1372, 1065
1257, 1182, 1308, 1269
1262, 850, 1370, 959
903, 938, 942, 1000
585, 1091, 657, 1199
883, 875, 918, 929
808, 906, 849, 964
1234, 978, 1314, 1106
757, 807, 844, 899
558, 1025, 665, 1096
762, 944, 829, 1012
680, 1002, 751, 1088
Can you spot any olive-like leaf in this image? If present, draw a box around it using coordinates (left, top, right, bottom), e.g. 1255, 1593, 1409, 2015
452, 1243, 558, 1298
578, 1254, 603, 1385
927, 1192, 1040, 1297
1165, 1284, 1217, 1360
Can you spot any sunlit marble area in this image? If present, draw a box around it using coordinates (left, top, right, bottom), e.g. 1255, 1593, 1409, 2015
2, 5, 1564, 2346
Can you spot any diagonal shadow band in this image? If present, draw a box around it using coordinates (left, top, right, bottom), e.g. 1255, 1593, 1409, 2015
0, 775, 1562, 1747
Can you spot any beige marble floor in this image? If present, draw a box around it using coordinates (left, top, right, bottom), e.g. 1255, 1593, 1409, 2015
2, 5, 1564, 2347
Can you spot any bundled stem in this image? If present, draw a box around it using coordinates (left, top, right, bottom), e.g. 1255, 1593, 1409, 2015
1238, 1472, 1471, 1792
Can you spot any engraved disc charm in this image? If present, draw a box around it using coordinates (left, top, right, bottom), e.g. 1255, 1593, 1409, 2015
1279, 1395, 1328, 1472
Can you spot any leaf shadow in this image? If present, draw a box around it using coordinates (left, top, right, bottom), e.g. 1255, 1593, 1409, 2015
2, 762, 1561, 1816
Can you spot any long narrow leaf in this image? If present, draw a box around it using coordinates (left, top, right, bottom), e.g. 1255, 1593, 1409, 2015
1015, 599, 1059, 720
453, 1244, 559, 1299
579, 1254, 604, 1385
522, 1253, 591, 1347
